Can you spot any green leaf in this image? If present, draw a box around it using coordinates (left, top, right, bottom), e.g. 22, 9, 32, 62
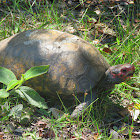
0, 66, 17, 85
6, 79, 22, 91
0, 89, 9, 98
16, 86, 48, 109
24, 65, 49, 81
8, 104, 23, 118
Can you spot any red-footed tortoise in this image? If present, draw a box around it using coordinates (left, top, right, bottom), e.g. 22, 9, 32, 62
0, 29, 134, 118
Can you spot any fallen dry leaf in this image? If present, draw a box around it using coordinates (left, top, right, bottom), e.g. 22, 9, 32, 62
127, 103, 140, 121
134, 19, 140, 23
120, 103, 140, 121
36, 120, 47, 129
43, 129, 55, 139
0, 132, 4, 140
103, 47, 112, 53
129, 108, 140, 121
93, 132, 100, 140
92, 39, 100, 45
78, 27, 87, 31
132, 131, 140, 135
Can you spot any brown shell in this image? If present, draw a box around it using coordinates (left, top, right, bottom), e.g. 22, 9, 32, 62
0, 30, 110, 97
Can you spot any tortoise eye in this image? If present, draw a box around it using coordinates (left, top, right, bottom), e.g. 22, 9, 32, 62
121, 69, 127, 73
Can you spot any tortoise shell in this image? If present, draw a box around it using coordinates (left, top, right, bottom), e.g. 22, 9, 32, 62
0, 29, 110, 97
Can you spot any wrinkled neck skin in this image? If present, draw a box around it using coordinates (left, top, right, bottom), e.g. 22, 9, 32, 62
96, 71, 116, 91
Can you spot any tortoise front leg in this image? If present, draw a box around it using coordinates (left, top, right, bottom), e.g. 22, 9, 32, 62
71, 92, 96, 119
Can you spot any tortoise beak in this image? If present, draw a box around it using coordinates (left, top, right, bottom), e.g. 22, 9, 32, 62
125, 65, 135, 78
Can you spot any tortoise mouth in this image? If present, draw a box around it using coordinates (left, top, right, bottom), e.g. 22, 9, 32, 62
127, 73, 133, 77
124, 69, 135, 79
126, 74, 133, 79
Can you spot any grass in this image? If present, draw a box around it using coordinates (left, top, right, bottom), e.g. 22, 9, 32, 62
0, 0, 139, 139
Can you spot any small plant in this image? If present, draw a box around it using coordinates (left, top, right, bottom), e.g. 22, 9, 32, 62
0, 65, 49, 109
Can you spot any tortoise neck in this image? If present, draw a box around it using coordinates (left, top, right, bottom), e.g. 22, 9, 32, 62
96, 72, 115, 90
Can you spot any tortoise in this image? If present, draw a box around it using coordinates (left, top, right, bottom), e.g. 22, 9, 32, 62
0, 29, 134, 118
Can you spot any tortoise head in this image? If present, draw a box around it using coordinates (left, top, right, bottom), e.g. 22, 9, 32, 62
105, 64, 135, 85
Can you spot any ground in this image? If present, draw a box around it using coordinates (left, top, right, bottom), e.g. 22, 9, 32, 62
0, 0, 139, 139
